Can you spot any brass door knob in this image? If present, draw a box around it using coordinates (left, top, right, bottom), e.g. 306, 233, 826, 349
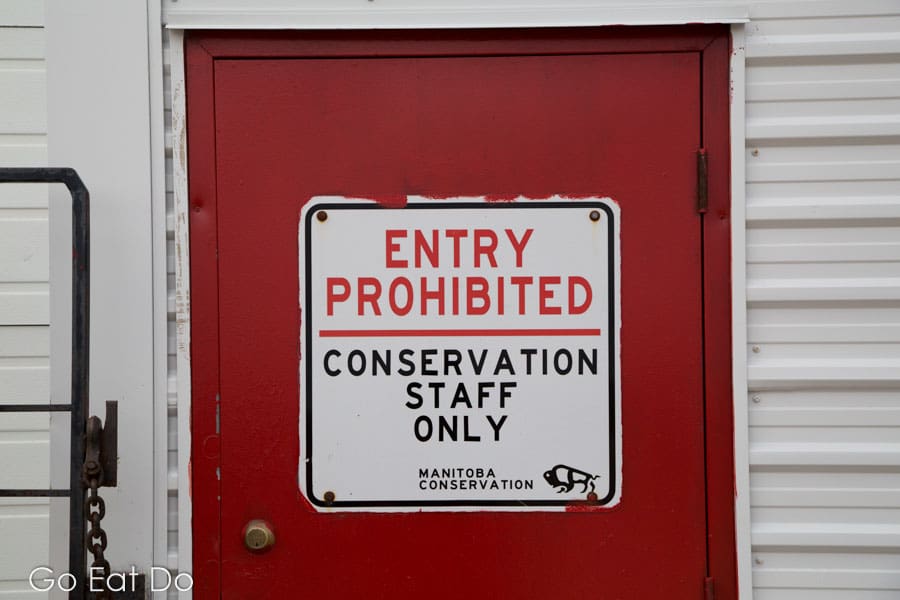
243, 520, 275, 552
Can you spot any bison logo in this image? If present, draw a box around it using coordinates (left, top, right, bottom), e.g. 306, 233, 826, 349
543, 464, 600, 494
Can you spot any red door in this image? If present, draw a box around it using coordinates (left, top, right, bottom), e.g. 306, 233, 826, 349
187, 27, 735, 599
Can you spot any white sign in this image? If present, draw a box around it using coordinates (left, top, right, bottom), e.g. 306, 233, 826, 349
299, 197, 621, 511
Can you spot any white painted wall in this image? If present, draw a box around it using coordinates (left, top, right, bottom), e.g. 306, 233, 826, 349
0, 2, 50, 598
45, 0, 162, 598
744, 6, 900, 599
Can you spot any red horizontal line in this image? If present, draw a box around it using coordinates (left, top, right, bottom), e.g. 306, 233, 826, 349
319, 328, 602, 338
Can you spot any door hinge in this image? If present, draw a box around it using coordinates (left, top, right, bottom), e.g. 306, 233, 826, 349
696, 147, 709, 214
704, 576, 716, 600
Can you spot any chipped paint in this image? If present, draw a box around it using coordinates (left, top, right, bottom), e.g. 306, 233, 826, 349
168, 28, 195, 581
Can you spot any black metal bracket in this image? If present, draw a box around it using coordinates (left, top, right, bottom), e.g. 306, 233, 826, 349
0, 168, 126, 599
100, 401, 118, 487
83, 401, 118, 488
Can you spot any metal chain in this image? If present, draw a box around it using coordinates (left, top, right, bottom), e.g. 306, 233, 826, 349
83, 417, 110, 600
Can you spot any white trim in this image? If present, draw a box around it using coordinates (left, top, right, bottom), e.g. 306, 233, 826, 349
169, 28, 195, 600
148, 0, 171, 598
46, 0, 156, 584
164, 4, 748, 30
729, 23, 752, 600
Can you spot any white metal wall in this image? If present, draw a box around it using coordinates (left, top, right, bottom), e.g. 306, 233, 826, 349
44, 1, 162, 598
0, 1, 50, 598
745, 5, 900, 599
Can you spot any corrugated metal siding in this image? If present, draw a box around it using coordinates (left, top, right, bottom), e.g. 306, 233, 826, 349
745, 4, 900, 599
157, 2, 900, 598
0, 3, 51, 598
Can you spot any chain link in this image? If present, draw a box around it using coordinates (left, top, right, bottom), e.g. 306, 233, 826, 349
83, 417, 111, 600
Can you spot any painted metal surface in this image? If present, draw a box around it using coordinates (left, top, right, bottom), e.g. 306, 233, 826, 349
186, 26, 734, 598
0, 10, 51, 597
163, 1, 749, 29
3, 1, 893, 597
728, 24, 753, 600
0, 1, 44, 27
167, 28, 194, 600
744, 7, 900, 599
45, 1, 160, 597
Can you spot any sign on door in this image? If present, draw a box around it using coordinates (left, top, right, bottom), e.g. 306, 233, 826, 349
299, 197, 621, 511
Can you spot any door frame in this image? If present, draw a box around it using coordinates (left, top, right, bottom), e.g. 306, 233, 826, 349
183, 26, 737, 598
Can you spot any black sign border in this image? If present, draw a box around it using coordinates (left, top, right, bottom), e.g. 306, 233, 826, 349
303, 200, 618, 509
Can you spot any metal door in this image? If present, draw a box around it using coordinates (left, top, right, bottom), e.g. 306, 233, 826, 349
186, 27, 736, 599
